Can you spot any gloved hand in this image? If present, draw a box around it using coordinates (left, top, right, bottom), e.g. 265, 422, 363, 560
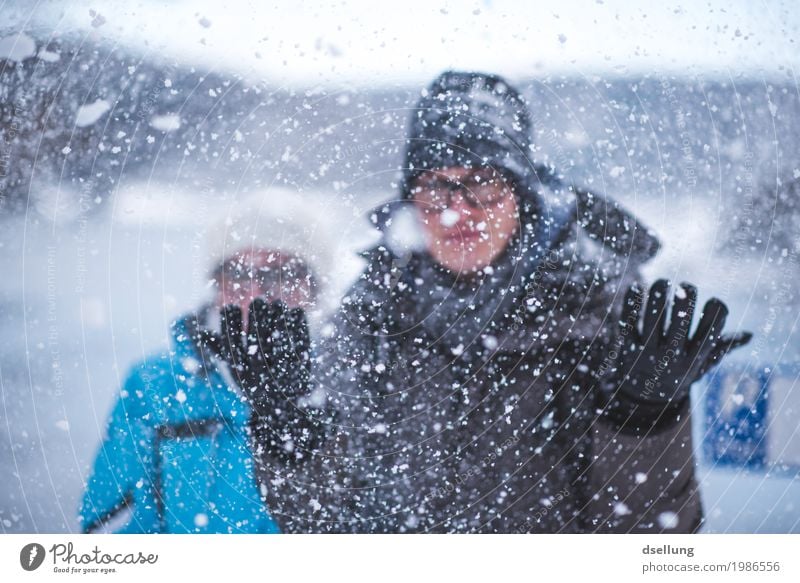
602, 279, 752, 431
200, 299, 323, 461
200, 299, 311, 414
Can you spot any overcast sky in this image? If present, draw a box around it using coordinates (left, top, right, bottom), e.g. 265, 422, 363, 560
3, 0, 799, 86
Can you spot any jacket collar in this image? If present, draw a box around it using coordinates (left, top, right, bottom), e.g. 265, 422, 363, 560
169, 304, 217, 376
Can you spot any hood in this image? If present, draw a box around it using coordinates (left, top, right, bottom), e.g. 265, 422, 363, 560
372, 70, 659, 264
400, 70, 536, 198
356, 73, 660, 354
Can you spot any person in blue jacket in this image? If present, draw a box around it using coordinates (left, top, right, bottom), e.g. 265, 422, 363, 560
79, 193, 334, 533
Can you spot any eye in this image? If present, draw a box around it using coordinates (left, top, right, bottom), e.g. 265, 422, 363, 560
469, 173, 493, 186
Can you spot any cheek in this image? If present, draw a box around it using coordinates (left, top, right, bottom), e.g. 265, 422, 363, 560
489, 205, 519, 237
219, 281, 238, 303
420, 215, 446, 243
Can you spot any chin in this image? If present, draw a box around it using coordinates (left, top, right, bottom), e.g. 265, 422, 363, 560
434, 252, 492, 274
430, 237, 502, 272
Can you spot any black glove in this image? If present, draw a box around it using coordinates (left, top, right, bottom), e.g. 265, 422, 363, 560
200, 299, 321, 460
601, 279, 752, 432
201, 299, 311, 410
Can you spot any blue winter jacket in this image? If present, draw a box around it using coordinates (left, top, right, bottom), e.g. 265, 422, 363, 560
79, 309, 280, 533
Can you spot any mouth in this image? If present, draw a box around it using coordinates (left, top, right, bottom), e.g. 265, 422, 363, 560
445, 229, 483, 243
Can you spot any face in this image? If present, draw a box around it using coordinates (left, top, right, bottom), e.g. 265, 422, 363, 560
214, 248, 315, 319
411, 166, 519, 273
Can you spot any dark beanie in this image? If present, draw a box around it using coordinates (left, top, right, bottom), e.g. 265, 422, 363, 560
400, 71, 534, 200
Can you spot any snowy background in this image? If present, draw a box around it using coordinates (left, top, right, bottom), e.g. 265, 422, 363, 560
1, 0, 799, 532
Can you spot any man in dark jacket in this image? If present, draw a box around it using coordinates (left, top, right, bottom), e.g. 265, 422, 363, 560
209, 71, 750, 534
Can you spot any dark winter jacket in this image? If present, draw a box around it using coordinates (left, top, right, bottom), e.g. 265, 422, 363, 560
256, 178, 702, 534
254, 72, 703, 533
79, 309, 280, 533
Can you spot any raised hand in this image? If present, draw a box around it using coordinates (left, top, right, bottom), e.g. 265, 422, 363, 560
201, 299, 311, 415
602, 279, 752, 430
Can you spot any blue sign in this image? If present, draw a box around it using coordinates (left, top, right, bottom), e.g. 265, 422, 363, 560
703, 365, 769, 469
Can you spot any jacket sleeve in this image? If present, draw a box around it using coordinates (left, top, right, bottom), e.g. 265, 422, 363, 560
584, 397, 703, 533
252, 292, 403, 533
78, 367, 156, 533
246, 322, 349, 532
577, 258, 702, 533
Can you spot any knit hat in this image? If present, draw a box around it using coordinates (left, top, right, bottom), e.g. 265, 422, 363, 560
400, 71, 535, 199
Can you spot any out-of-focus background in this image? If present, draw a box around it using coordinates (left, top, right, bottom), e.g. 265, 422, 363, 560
1, 0, 798, 533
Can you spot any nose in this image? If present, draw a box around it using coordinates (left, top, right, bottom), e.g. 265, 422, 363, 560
446, 191, 475, 220
439, 196, 473, 229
